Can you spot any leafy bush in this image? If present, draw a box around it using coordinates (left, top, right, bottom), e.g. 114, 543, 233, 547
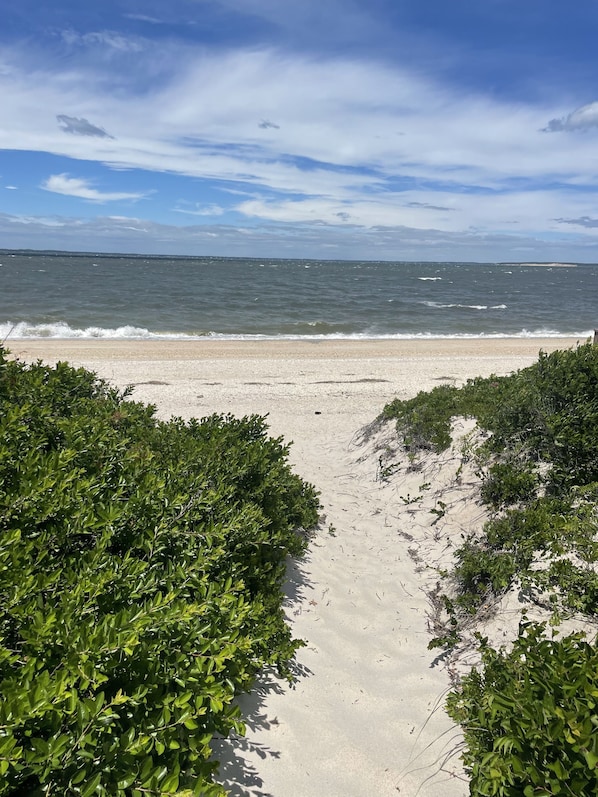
384, 343, 598, 495
447, 622, 598, 797
0, 348, 319, 796
479, 462, 537, 510
383, 383, 460, 452
452, 543, 518, 611
451, 497, 572, 613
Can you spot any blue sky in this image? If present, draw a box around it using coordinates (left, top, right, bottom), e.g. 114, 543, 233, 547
2, 0, 598, 260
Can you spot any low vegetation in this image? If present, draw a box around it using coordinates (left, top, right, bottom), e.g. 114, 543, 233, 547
384, 342, 598, 796
0, 347, 319, 796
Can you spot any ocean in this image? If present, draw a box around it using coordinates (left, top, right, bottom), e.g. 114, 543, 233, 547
1, 251, 596, 341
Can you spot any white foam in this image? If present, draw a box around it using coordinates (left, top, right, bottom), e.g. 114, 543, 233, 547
423, 301, 507, 311
0, 320, 590, 342
1, 321, 165, 340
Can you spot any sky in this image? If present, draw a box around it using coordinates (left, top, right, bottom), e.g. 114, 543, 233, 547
2, 0, 598, 261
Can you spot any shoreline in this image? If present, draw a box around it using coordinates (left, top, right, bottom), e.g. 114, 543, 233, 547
7, 336, 584, 362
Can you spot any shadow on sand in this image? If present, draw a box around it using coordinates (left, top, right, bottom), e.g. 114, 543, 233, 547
210, 544, 317, 796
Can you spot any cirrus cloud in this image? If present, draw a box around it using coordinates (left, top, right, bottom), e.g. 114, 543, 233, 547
41, 173, 146, 202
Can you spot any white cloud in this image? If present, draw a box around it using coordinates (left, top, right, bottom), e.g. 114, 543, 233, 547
544, 101, 598, 133
124, 13, 164, 24
174, 203, 226, 216
0, 44, 591, 195
6, 214, 68, 227
233, 187, 598, 238
3, 40, 598, 254
41, 174, 146, 202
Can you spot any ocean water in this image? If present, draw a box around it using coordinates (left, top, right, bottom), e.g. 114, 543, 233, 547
1, 251, 596, 340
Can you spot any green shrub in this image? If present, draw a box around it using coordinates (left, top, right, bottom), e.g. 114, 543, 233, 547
383, 383, 460, 452
384, 343, 598, 491
447, 622, 598, 797
479, 462, 538, 510
452, 543, 518, 611
0, 347, 319, 796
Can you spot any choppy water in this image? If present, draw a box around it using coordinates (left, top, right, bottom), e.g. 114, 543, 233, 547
1, 251, 596, 340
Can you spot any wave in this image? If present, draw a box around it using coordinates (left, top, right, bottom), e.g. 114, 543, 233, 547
423, 301, 507, 310
417, 277, 442, 281
0, 320, 590, 342
0, 321, 195, 340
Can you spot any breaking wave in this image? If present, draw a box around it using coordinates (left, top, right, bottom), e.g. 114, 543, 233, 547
422, 301, 508, 310
0, 320, 589, 342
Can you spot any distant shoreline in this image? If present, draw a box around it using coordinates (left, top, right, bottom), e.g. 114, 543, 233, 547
0, 248, 593, 266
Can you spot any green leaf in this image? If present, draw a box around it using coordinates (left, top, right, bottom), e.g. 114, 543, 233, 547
174, 690, 193, 708
116, 772, 136, 789
584, 750, 598, 770
139, 756, 154, 784
161, 771, 180, 793
81, 772, 102, 797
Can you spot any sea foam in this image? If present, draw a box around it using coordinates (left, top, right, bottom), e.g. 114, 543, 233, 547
0, 320, 589, 342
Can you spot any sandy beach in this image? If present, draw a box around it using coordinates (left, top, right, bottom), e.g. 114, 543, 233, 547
8, 337, 583, 796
